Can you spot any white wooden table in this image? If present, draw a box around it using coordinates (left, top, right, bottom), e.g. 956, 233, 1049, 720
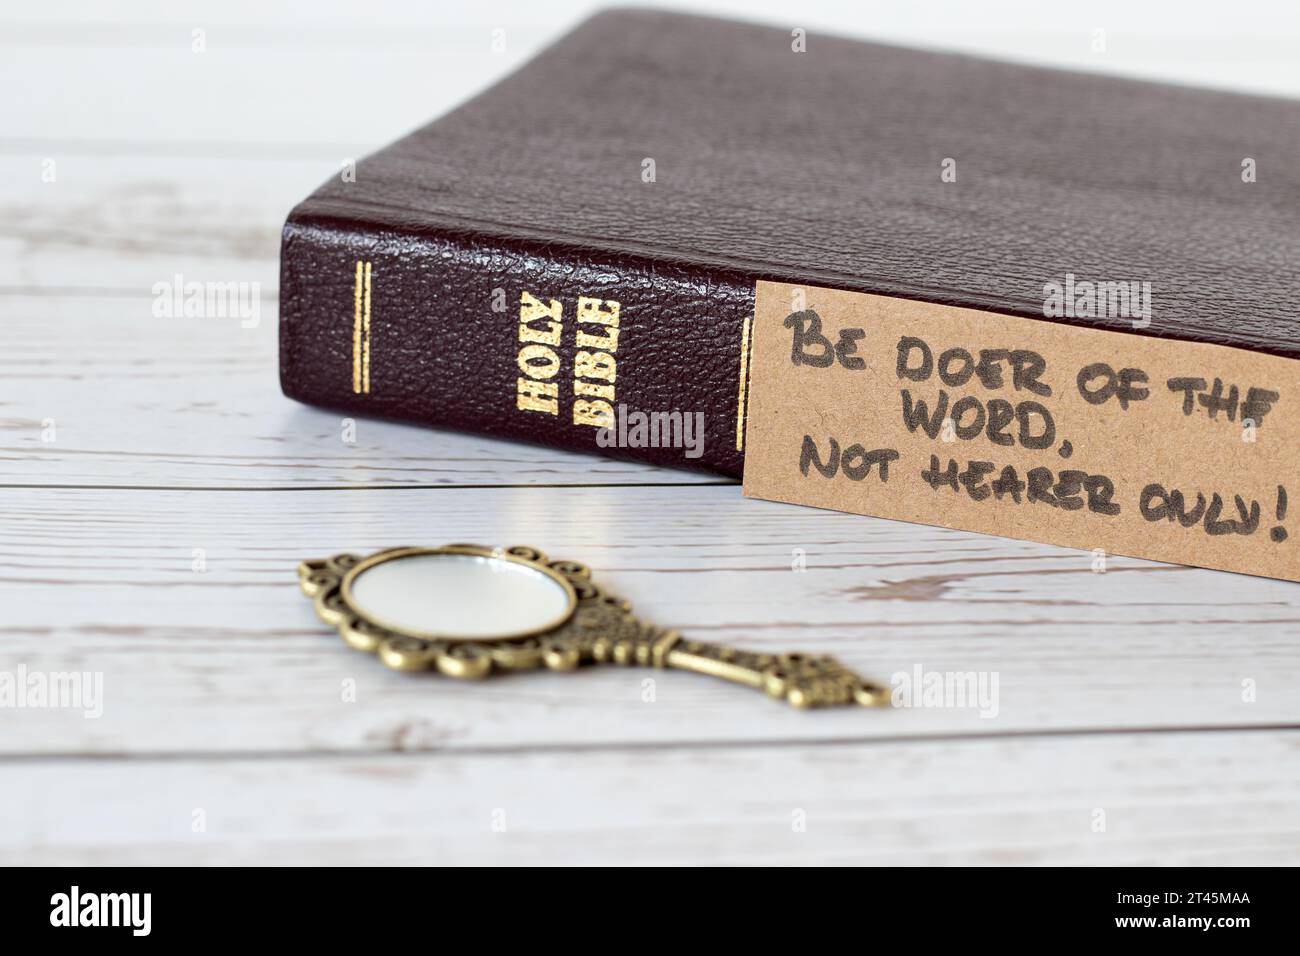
3, 1, 1299, 866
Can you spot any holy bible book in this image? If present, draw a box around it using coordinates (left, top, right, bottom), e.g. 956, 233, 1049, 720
280, 10, 1300, 579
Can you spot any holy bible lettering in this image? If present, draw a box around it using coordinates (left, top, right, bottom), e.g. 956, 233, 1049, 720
515, 290, 621, 429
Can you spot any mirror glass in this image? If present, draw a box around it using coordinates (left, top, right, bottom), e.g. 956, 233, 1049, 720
348, 552, 573, 638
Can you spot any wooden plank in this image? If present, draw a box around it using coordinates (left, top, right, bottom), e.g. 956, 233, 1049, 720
2, 484, 1296, 755
0, 294, 726, 487
0, 156, 318, 293
4, 729, 1296, 864
0, 18, 551, 150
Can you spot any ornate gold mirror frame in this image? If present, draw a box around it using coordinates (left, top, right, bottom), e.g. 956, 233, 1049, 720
299, 544, 887, 708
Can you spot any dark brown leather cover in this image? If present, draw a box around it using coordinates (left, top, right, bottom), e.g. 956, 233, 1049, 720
280, 9, 1300, 478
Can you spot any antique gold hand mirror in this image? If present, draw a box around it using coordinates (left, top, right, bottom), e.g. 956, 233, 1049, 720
299, 545, 887, 708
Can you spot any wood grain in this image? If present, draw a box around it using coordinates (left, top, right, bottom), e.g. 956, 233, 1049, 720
2, 484, 1297, 757
5, 731, 1297, 865
0, 295, 725, 488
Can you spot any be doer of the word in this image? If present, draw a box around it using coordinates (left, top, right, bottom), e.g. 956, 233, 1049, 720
783, 310, 1287, 541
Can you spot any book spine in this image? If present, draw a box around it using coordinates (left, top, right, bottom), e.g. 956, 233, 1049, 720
279, 208, 753, 477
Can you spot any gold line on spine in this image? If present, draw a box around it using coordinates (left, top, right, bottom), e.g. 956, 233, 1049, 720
362, 261, 373, 393
735, 314, 752, 451
352, 261, 364, 394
